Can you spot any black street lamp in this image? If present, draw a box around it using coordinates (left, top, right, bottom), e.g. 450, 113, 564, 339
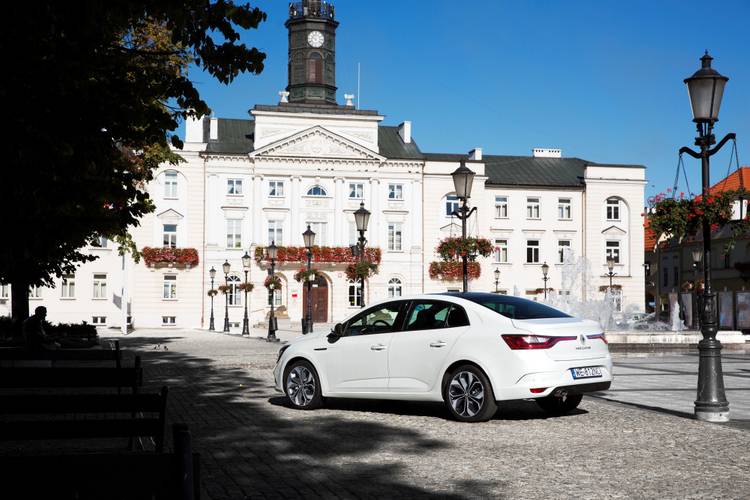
679, 51, 734, 422
302, 225, 316, 334
494, 267, 501, 293
241, 251, 251, 336
222, 260, 230, 333
606, 257, 617, 291
451, 161, 477, 293
266, 242, 279, 342
208, 266, 216, 331
353, 202, 371, 308
541, 262, 550, 299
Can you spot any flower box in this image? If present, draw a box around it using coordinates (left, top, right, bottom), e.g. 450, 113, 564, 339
142, 247, 199, 267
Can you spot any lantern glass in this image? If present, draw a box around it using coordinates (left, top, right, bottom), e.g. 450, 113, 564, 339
242, 252, 252, 270
209, 266, 216, 279
303, 224, 316, 249
451, 162, 476, 199
541, 262, 549, 277
222, 260, 230, 275
267, 242, 278, 261
354, 203, 371, 232
684, 52, 728, 123
494, 268, 501, 280
607, 258, 615, 272
692, 249, 703, 264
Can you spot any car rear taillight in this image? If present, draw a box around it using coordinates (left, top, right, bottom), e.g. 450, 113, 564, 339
587, 333, 608, 344
501, 334, 577, 350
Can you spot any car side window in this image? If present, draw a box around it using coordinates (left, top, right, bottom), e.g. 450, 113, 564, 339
344, 302, 405, 336
405, 301, 453, 331
446, 305, 470, 327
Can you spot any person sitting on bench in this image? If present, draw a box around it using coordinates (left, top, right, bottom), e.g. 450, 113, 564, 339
23, 306, 59, 350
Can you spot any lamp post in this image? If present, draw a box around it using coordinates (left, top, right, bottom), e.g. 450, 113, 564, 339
353, 202, 371, 308
451, 161, 477, 293
541, 262, 550, 299
302, 225, 316, 334
494, 267, 501, 293
241, 252, 251, 336
266, 242, 279, 342
222, 260, 230, 333
679, 51, 734, 422
208, 266, 216, 331
606, 257, 617, 291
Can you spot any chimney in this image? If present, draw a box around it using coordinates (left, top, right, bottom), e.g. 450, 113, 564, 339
532, 148, 561, 158
185, 115, 205, 143
209, 117, 218, 141
398, 121, 412, 144
469, 148, 482, 161
344, 93, 355, 107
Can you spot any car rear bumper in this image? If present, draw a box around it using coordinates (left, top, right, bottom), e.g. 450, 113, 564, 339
551, 381, 611, 394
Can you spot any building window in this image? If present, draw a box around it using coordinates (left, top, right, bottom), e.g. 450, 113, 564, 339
227, 179, 243, 195
494, 239, 508, 263
348, 221, 358, 246
93, 274, 107, 299
306, 221, 327, 246
226, 220, 242, 249
606, 241, 620, 264
663, 265, 669, 288
306, 185, 327, 197
227, 275, 241, 305
267, 285, 282, 307
526, 197, 540, 219
92, 316, 107, 325
94, 236, 108, 248
495, 196, 508, 218
162, 316, 176, 326
163, 224, 177, 248
164, 171, 178, 198
348, 280, 362, 307
388, 223, 403, 251
307, 52, 322, 83
349, 182, 364, 199
0, 284, 9, 299
61, 274, 75, 299
163, 275, 177, 299
673, 267, 679, 286
268, 220, 283, 245
269, 180, 285, 197
607, 198, 621, 221
388, 184, 403, 200
445, 195, 460, 217
526, 240, 540, 263
558, 240, 571, 263
29, 285, 42, 299
558, 198, 571, 219
388, 278, 402, 298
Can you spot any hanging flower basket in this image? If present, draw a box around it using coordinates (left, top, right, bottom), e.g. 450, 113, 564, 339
207, 289, 218, 297
238, 282, 254, 292
293, 268, 319, 282
429, 261, 481, 281
142, 247, 199, 267
435, 237, 493, 262
217, 285, 230, 294
264, 275, 282, 291
255, 245, 382, 264
345, 262, 378, 281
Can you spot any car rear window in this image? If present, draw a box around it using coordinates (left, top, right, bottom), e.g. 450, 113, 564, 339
463, 295, 571, 320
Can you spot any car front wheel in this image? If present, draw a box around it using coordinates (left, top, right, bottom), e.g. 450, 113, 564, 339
535, 392, 583, 415
443, 365, 497, 422
284, 360, 323, 410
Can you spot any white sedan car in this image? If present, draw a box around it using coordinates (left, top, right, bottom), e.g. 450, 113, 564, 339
273, 293, 612, 422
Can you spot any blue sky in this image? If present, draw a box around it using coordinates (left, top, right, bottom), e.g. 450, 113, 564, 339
188, 0, 749, 198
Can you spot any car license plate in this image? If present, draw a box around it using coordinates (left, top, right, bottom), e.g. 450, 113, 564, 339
571, 367, 602, 379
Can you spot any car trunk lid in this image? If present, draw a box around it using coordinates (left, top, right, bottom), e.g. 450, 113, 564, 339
510, 317, 608, 361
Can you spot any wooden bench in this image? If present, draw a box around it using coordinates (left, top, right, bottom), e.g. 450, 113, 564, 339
0, 339, 121, 368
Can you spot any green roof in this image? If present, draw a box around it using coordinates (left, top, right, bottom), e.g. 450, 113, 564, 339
204, 119, 254, 154
378, 126, 423, 160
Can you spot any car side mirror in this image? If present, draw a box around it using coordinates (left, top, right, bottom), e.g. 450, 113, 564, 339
327, 323, 343, 343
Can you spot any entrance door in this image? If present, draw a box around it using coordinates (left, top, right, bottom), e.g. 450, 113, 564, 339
303, 275, 328, 323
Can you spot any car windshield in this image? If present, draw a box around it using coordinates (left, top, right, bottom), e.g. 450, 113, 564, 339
462, 295, 571, 320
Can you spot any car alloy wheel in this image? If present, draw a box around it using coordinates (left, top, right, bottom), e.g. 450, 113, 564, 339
444, 365, 497, 422
284, 360, 323, 410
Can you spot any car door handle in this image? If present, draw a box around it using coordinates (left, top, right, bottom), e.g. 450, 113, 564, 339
370, 344, 387, 351
429, 341, 447, 348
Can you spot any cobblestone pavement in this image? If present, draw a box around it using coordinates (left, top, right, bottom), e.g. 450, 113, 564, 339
102, 329, 750, 500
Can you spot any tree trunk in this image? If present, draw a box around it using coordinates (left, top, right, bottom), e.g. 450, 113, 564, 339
11, 278, 29, 322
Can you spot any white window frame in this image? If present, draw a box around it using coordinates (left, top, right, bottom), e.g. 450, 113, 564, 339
226, 219, 242, 249
495, 196, 508, 218
388, 183, 403, 200
0, 284, 9, 299
93, 274, 107, 300
445, 195, 460, 217
494, 239, 508, 263
162, 316, 176, 326
526, 240, 540, 264
163, 224, 177, 248
607, 198, 621, 221
269, 180, 285, 198
526, 197, 540, 219
29, 285, 43, 299
92, 316, 107, 325
61, 274, 76, 299
348, 280, 363, 307
164, 171, 178, 199
606, 240, 621, 264
227, 275, 242, 305
227, 178, 243, 196
388, 223, 403, 252
387, 278, 402, 298
306, 221, 327, 246
163, 275, 177, 300
268, 220, 283, 246
348, 182, 364, 199
558, 240, 571, 264
306, 185, 327, 197
558, 198, 572, 220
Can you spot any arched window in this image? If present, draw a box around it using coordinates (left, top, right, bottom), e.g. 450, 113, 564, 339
348, 280, 362, 307
388, 278, 402, 298
306, 185, 328, 197
606, 197, 621, 221
307, 52, 323, 83
227, 275, 242, 306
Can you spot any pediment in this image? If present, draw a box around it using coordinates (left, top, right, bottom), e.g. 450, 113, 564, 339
602, 225, 627, 235
157, 209, 184, 220
250, 126, 385, 162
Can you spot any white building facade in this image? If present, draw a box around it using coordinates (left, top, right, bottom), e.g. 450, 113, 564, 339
0, 1, 646, 329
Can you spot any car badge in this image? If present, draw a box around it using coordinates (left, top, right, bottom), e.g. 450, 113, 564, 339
579, 334, 586, 344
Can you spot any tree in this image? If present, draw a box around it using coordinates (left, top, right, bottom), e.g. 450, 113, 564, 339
0, 1, 266, 320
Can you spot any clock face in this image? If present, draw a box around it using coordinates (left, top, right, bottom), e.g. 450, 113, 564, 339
308, 31, 324, 48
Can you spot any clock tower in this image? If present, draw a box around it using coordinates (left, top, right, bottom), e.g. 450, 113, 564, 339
285, 1, 338, 105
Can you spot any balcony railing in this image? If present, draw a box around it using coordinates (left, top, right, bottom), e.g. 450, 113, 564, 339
289, 1, 335, 20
